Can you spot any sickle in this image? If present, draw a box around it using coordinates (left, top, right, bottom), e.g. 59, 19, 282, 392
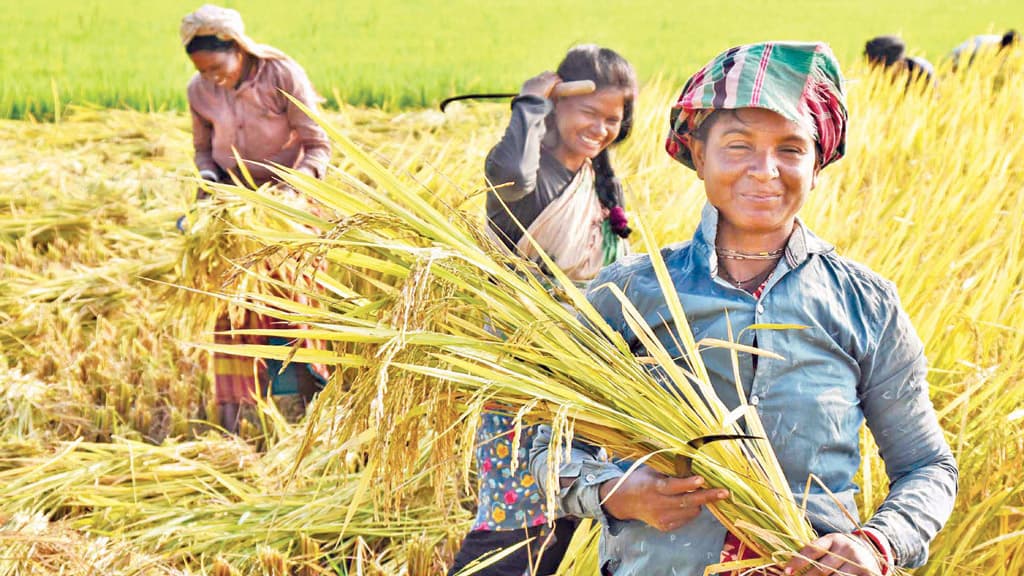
439, 80, 596, 112
674, 433, 764, 477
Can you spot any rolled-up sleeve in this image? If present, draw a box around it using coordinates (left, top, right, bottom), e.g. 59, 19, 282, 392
529, 424, 628, 533
859, 286, 958, 568
279, 61, 331, 179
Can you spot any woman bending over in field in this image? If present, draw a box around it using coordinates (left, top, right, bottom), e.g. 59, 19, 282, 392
530, 41, 958, 576
863, 35, 936, 91
180, 4, 330, 433
448, 45, 637, 576
181, 3, 330, 192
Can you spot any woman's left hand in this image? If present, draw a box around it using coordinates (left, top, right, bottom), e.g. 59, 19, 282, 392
783, 533, 883, 575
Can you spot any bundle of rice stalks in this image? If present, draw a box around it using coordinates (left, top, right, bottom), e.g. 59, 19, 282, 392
0, 107, 209, 441
170, 194, 300, 340
0, 270, 203, 441
204, 111, 823, 569
0, 366, 92, 440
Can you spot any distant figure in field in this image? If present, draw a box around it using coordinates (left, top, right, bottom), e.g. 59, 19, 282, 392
180, 4, 330, 433
949, 29, 1020, 70
864, 35, 935, 90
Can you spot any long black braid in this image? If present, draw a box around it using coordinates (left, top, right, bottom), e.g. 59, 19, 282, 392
593, 149, 631, 238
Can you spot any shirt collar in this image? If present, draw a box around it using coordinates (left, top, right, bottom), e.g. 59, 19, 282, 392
695, 202, 834, 274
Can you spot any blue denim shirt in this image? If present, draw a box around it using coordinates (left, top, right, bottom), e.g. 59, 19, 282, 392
530, 204, 957, 575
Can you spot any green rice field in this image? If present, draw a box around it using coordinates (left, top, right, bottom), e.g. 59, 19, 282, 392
1, 0, 1022, 118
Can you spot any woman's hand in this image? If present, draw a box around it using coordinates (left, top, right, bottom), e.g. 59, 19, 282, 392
783, 533, 883, 576
519, 71, 561, 99
597, 465, 730, 532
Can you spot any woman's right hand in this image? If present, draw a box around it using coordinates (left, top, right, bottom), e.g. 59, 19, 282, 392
519, 71, 561, 99
598, 465, 730, 532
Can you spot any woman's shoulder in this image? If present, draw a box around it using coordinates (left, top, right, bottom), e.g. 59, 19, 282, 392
257, 56, 311, 86
537, 148, 577, 179
795, 224, 895, 295
820, 251, 896, 290
186, 73, 222, 111
813, 251, 905, 319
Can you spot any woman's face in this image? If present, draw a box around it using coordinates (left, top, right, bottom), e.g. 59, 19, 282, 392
551, 87, 625, 170
690, 108, 819, 241
189, 49, 245, 89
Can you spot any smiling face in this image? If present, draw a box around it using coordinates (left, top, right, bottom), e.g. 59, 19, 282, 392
550, 87, 626, 171
690, 108, 820, 246
189, 49, 246, 89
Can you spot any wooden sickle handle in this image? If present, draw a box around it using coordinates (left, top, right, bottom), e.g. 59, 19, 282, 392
552, 80, 596, 98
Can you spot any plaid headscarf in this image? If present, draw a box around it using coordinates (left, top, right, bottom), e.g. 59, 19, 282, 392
666, 42, 848, 170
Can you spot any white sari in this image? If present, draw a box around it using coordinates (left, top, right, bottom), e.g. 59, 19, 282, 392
488, 160, 623, 283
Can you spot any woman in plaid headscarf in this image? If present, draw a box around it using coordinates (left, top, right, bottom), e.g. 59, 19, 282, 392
531, 42, 957, 575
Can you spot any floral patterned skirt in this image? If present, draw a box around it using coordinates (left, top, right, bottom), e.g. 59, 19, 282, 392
471, 412, 550, 531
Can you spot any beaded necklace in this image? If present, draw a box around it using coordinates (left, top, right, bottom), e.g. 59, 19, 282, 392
715, 246, 785, 261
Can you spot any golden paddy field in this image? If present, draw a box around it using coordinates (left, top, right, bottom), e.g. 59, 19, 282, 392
1, 57, 1022, 575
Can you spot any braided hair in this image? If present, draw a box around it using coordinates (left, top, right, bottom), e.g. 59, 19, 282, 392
555, 45, 637, 238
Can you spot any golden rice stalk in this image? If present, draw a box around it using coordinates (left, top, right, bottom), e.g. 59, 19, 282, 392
0, 425, 468, 574
257, 546, 287, 576
0, 512, 188, 576
210, 558, 236, 576
204, 102, 820, 565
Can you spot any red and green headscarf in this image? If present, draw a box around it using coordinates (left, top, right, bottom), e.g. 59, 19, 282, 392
666, 41, 848, 170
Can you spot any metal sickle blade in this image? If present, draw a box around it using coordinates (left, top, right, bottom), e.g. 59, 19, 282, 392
439, 92, 517, 112
674, 434, 765, 476
687, 433, 763, 449
438, 80, 596, 111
